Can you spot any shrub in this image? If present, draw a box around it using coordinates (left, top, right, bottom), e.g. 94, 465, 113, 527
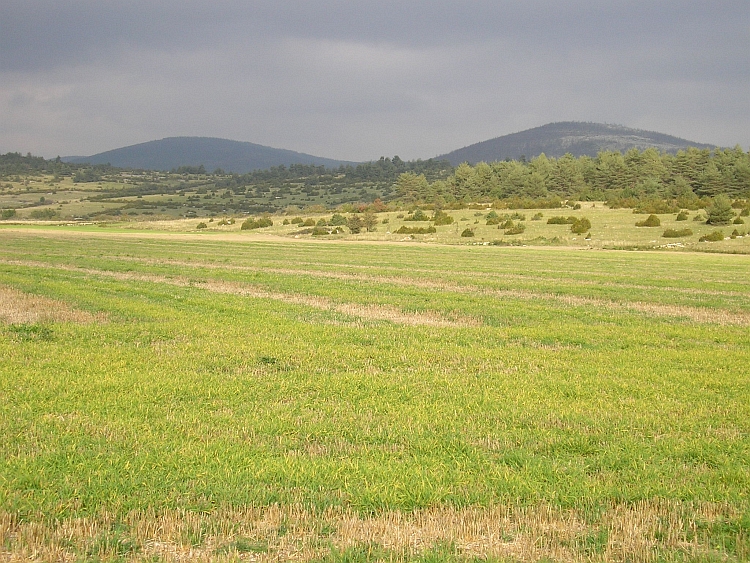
302, 218, 316, 226
733, 217, 745, 224
740, 208, 750, 217
1, 208, 16, 219
706, 194, 734, 225
311, 226, 330, 236
291, 217, 303, 224
572, 203, 582, 210
662, 228, 693, 238
196, 222, 208, 229
731, 229, 739, 239
396, 225, 436, 235
547, 216, 577, 225
30, 208, 57, 219
504, 223, 526, 235
282, 218, 290, 225
531, 212, 543, 221
432, 210, 454, 225
699, 230, 724, 242
635, 214, 660, 227
329, 213, 347, 226
571, 217, 591, 234
460, 228, 475, 237
347, 215, 363, 234
405, 209, 429, 221
676, 211, 689, 221
316, 218, 328, 226
693, 214, 705, 222
241, 216, 273, 230
634, 199, 679, 214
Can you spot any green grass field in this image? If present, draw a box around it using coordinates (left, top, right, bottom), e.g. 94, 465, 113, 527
1, 227, 749, 562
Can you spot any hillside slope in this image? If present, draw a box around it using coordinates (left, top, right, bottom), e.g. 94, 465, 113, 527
65, 137, 353, 172
438, 122, 717, 165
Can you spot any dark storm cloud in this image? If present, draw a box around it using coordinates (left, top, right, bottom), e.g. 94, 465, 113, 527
1, 1, 749, 159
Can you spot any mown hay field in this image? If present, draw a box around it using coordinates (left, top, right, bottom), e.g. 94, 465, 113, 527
0, 228, 749, 562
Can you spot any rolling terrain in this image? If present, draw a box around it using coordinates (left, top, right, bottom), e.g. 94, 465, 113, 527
65, 136, 354, 173
437, 122, 718, 165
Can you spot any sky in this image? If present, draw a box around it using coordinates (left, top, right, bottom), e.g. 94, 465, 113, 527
1, 1, 749, 162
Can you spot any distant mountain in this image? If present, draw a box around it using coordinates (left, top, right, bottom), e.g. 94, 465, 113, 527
437, 122, 717, 165
64, 137, 353, 173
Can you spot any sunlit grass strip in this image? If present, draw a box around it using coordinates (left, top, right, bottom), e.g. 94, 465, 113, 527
3, 257, 749, 326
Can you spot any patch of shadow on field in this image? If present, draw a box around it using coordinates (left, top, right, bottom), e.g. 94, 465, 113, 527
1, 501, 744, 562
0, 261, 476, 329
0, 284, 105, 325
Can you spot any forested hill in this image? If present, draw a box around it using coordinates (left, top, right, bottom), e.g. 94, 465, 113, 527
437, 122, 717, 165
64, 137, 354, 173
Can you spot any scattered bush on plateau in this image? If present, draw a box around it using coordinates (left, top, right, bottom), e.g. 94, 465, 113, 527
570, 217, 591, 234
662, 228, 693, 238
635, 214, 661, 227
699, 230, 725, 242
241, 216, 273, 230
460, 228, 475, 237
396, 225, 436, 235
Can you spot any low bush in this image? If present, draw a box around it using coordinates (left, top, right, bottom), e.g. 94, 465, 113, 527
290, 217, 303, 224
740, 208, 750, 217
699, 230, 725, 242
302, 218, 316, 227
733, 217, 745, 224
634, 199, 679, 214
329, 213, 347, 226
30, 208, 57, 219
460, 228, 475, 237
241, 216, 273, 230
635, 214, 661, 227
531, 212, 544, 221
571, 217, 591, 234
405, 209, 429, 221
196, 222, 208, 229
662, 228, 693, 238
504, 223, 526, 235
1, 208, 16, 219
676, 211, 689, 221
547, 216, 577, 225
432, 210, 454, 225
396, 225, 436, 235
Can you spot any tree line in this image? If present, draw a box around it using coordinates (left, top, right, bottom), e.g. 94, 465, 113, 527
395, 147, 750, 207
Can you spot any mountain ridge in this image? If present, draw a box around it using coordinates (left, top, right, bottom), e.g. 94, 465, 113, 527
63, 123, 722, 173
436, 122, 718, 165
64, 136, 354, 173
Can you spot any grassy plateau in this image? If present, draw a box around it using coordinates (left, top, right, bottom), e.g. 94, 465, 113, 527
0, 225, 749, 562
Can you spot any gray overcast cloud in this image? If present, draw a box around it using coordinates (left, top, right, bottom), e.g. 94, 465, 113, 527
1, 1, 749, 160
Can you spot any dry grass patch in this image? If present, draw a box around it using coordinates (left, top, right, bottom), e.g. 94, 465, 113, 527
1, 501, 745, 562
0, 285, 104, 325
